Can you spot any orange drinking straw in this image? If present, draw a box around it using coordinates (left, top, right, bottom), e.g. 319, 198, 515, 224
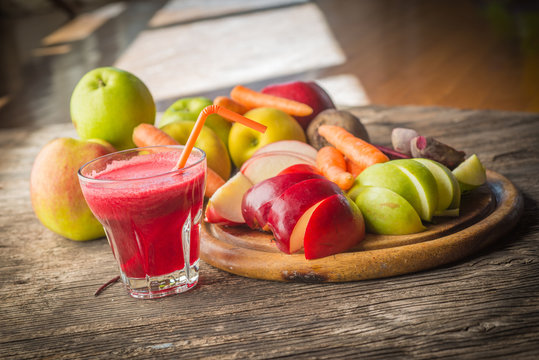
174, 104, 267, 170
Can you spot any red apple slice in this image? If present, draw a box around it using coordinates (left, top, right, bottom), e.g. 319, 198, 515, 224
242, 171, 324, 229
301, 194, 365, 260
204, 172, 253, 225
277, 163, 321, 176
265, 178, 341, 254
240, 151, 316, 184
251, 140, 318, 160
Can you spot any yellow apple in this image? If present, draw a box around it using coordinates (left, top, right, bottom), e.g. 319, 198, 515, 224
70, 67, 155, 150
228, 107, 306, 168
161, 120, 231, 180
30, 137, 115, 240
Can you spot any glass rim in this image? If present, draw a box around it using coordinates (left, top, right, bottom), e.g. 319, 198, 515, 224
77, 145, 206, 183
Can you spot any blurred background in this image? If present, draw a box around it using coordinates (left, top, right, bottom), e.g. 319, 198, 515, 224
1, 0, 538, 128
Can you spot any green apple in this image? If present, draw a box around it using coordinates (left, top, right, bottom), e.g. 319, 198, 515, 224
452, 154, 487, 192
30, 138, 115, 241
354, 186, 425, 235
228, 107, 306, 168
70, 67, 155, 150
158, 97, 231, 148
356, 160, 438, 222
413, 158, 461, 211
389, 159, 439, 222
161, 120, 231, 180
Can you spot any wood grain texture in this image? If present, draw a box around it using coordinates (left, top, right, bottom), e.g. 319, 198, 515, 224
1, 106, 538, 359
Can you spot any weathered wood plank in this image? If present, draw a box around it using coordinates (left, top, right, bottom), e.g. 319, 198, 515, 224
1, 106, 538, 359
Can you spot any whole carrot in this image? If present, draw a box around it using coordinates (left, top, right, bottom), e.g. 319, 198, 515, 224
346, 158, 363, 178
316, 146, 355, 190
213, 96, 250, 115
132, 123, 225, 198
318, 125, 389, 174
230, 85, 313, 117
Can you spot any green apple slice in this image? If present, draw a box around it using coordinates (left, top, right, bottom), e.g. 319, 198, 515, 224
452, 154, 486, 192
354, 186, 425, 235
412, 158, 461, 210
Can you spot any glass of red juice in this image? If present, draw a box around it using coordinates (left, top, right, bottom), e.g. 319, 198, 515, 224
78, 145, 206, 299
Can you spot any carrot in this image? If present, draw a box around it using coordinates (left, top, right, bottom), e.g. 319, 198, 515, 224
316, 146, 355, 190
205, 168, 226, 198
132, 123, 225, 198
230, 85, 313, 117
133, 123, 178, 147
318, 125, 389, 174
213, 96, 250, 115
346, 158, 363, 178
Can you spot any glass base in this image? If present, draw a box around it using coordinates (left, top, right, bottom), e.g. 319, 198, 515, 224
120, 260, 199, 299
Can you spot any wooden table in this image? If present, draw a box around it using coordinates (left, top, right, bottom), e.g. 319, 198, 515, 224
1, 105, 538, 359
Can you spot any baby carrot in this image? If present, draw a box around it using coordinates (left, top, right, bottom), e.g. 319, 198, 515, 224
213, 96, 250, 115
316, 146, 355, 190
230, 85, 313, 117
132, 123, 178, 147
318, 125, 389, 173
132, 123, 225, 198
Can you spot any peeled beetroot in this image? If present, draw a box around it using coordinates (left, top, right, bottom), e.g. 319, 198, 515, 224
391, 128, 419, 156
410, 136, 465, 169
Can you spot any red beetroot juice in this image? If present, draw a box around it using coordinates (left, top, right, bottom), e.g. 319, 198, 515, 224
79, 148, 206, 280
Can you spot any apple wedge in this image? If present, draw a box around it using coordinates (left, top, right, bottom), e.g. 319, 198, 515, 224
205, 172, 253, 225
240, 151, 316, 184
357, 160, 438, 222
354, 186, 425, 235
277, 163, 321, 176
242, 171, 324, 230
452, 154, 486, 192
265, 178, 341, 254
293, 194, 365, 260
413, 158, 461, 211
251, 140, 318, 161
389, 159, 438, 222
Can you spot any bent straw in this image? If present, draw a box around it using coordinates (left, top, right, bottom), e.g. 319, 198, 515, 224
173, 104, 267, 171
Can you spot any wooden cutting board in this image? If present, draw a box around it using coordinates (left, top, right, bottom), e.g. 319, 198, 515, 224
200, 170, 523, 282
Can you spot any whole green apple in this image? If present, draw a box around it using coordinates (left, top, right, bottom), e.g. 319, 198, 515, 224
354, 186, 425, 235
228, 107, 306, 168
158, 97, 231, 148
30, 138, 114, 241
70, 67, 155, 150
161, 120, 231, 180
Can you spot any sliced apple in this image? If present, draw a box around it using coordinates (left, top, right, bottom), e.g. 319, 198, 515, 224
241, 172, 323, 229
452, 154, 486, 192
265, 178, 341, 254
413, 158, 461, 211
204, 172, 253, 225
240, 151, 316, 184
389, 159, 438, 222
357, 161, 437, 222
251, 140, 318, 160
277, 163, 321, 176
300, 194, 365, 260
354, 186, 425, 235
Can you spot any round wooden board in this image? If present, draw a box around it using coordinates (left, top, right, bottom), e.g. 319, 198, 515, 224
200, 170, 523, 282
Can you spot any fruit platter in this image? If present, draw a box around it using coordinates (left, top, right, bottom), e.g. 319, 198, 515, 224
30, 68, 523, 284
